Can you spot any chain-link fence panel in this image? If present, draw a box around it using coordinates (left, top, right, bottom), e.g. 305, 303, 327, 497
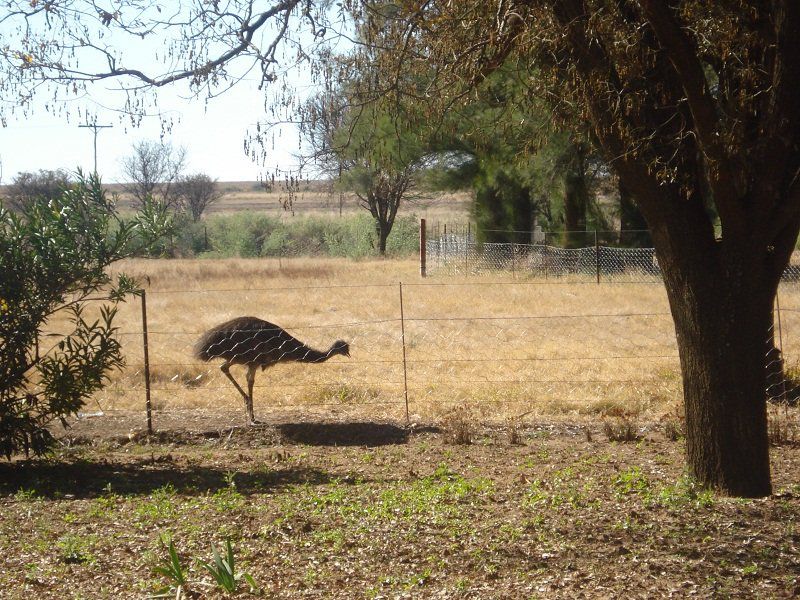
427, 239, 800, 285
90, 283, 409, 423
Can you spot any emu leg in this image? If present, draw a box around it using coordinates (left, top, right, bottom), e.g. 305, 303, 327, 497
246, 364, 257, 425
220, 362, 250, 424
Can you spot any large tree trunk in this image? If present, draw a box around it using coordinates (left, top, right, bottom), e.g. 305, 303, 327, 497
618, 180, 649, 247
658, 242, 777, 497
376, 220, 389, 256
562, 144, 589, 249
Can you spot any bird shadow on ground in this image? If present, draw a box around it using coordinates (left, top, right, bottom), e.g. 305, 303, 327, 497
0, 457, 336, 500
275, 422, 439, 447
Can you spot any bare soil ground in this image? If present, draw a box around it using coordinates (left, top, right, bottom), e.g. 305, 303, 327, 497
1, 410, 798, 599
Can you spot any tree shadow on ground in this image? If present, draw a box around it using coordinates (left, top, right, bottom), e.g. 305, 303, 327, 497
275, 422, 438, 447
71, 421, 437, 449
0, 457, 336, 500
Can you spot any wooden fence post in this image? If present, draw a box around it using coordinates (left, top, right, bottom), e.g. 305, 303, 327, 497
420, 218, 427, 278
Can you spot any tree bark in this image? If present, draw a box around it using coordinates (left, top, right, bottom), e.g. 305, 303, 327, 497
562, 143, 589, 248
658, 241, 777, 497
377, 220, 389, 255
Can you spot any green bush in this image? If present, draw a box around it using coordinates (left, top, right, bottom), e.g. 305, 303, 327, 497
0, 173, 158, 457
202, 212, 276, 257
174, 211, 420, 259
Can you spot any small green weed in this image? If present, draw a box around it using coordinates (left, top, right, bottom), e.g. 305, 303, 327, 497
200, 539, 257, 594
151, 535, 189, 598
210, 487, 245, 512
14, 488, 38, 502
613, 467, 650, 497
56, 533, 96, 565
135, 483, 180, 523
654, 475, 715, 509
741, 563, 760, 576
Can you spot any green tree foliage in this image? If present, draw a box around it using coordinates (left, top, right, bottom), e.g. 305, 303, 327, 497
423, 67, 610, 245
364, 1, 800, 497
301, 77, 428, 255
0, 173, 151, 457
337, 109, 426, 255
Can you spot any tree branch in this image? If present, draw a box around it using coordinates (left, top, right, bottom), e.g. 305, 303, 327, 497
638, 0, 745, 235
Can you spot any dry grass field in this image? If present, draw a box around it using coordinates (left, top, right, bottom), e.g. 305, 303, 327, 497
109, 180, 472, 223
3, 257, 800, 598
47, 255, 797, 431
74, 257, 700, 429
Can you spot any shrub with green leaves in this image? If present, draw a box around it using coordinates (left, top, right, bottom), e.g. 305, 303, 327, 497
0, 172, 158, 457
194, 212, 419, 259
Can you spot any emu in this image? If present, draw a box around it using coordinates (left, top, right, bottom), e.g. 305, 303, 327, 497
194, 316, 350, 425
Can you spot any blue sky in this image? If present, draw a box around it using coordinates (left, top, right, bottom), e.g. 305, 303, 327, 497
0, 81, 304, 184
0, 5, 337, 185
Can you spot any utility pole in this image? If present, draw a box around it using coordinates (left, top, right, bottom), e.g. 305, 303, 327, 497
78, 122, 113, 175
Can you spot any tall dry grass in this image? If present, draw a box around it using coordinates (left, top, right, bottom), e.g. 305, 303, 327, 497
42, 255, 800, 426
57, 256, 702, 424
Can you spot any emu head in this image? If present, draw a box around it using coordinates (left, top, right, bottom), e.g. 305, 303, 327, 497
330, 340, 350, 358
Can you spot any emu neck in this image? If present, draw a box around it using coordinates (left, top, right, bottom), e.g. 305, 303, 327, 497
297, 345, 336, 363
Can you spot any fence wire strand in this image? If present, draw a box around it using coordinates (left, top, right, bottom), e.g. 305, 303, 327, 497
41, 275, 800, 426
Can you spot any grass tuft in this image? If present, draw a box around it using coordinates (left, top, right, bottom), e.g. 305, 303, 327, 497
602, 418, 642, 443
440, 405, 476, 445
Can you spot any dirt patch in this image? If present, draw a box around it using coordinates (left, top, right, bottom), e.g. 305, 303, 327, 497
0, 410, 797, 598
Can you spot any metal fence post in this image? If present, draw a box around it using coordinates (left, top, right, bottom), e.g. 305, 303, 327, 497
420, 218, 427, 278
594, 230, 600, 284
399, 282, 410, 424
140, 289, 153, 435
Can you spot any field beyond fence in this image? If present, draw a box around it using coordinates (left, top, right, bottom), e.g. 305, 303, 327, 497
51, 257, 800, 432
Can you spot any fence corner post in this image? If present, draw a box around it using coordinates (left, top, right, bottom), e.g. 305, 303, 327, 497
420, 218, 427, 278
140, 289, 153, 435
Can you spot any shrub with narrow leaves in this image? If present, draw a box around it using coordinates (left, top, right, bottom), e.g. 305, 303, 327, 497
0, 172, 161, 457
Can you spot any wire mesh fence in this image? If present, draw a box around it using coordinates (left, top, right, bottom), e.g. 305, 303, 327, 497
44, 276, 800, 433
422, 225, 800, 282
426, 240, 667, 282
